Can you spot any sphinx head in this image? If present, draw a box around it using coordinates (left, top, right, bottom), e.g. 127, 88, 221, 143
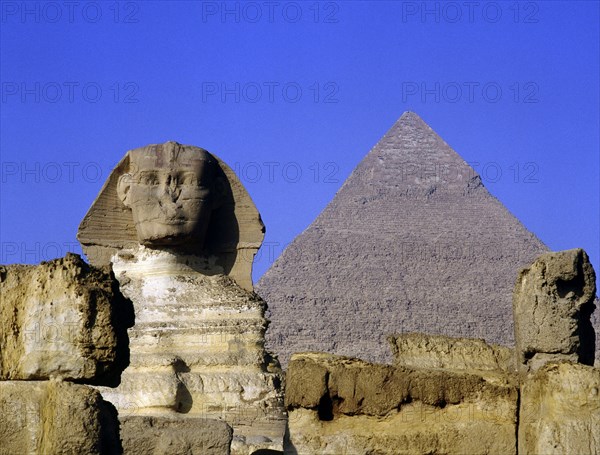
116, 142, 217, 248
78, 141, 265, 291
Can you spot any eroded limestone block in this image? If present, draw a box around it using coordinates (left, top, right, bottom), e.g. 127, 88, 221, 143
120, 415, 232, 455
519, 361, 600, 455
285, 352, 518, 455
388, 333, 515, 373
0, 254, 132, 385
513, 248, 597, 372
0, 380, 120, 455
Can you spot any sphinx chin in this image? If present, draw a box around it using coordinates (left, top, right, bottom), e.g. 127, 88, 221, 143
134, 220, 200, 245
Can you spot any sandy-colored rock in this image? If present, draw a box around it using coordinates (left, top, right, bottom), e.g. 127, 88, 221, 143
286, 352, 516, 415
519, 361, 600, 454
0, 254, 132, 385
285, 356, 328, 410
513, 248, 597, 372
120, 415, 232, 455
0, 380, 120, 454
388, 332, 515, 373
285, 352, 517, 454
77, 141, 264, 292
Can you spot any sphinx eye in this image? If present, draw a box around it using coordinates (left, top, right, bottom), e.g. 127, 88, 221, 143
139, 172, 158, 185
180, 172, 199, 186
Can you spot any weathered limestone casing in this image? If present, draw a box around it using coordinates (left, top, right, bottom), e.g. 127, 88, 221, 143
257, 111, 550, 367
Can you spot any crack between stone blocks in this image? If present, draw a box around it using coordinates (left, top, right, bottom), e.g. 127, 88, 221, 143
515, 384, 521, 455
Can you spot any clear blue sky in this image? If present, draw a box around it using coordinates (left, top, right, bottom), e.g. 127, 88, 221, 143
1, 1, 598, 283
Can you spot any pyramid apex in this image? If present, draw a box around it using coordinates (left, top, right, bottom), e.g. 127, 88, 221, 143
399, 110, 419, 119
395, 110, 430, 127
400, 110, 424, 119
378, 111, 434, 138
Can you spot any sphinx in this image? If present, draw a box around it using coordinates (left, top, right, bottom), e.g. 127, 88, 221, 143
77, 141, 285, 454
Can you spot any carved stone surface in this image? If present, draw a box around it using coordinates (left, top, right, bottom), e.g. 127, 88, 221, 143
513, 248, 597, 372
285, 352, 518, 455
257, 111, 550, 367
388, 333, 515, 373
519, 361, 600, 455
120, 415, 232, 455
0, 254, 132, 385
77, 141, 265, 292
0, 380, 120, 455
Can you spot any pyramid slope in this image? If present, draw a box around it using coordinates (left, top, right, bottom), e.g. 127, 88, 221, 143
258, 112, 552, 367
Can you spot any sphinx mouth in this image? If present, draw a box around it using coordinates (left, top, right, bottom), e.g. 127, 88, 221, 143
135, 218, 190, 228
159, 219, 189, 226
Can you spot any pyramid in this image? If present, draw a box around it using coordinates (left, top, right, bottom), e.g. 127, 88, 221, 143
257, 112, 551, 367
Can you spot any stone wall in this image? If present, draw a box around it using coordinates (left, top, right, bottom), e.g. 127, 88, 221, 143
0, 254, 236, 454
120, 415, 232, 455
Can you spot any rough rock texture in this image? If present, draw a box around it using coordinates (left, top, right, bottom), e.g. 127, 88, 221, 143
257, 111, 550, 367
77, 141, 265, 292
120, 415, 232, 455
0, 380, 120, 454
513, 248, 597, 372
519, 361, 600, 454
285, 352, 518, 455
388, 333, 515, 373
94, 248, 285, 454
0, 254, 132, 385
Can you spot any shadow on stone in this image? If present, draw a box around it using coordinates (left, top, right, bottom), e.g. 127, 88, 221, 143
85, 264, 135, 388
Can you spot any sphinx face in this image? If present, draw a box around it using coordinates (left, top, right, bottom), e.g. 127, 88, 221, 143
118, 148, 215, 247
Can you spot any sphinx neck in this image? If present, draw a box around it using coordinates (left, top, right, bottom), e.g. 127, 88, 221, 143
111, 245, 224, 277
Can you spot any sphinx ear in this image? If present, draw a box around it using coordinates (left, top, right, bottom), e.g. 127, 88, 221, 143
117, 174, 132, 207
